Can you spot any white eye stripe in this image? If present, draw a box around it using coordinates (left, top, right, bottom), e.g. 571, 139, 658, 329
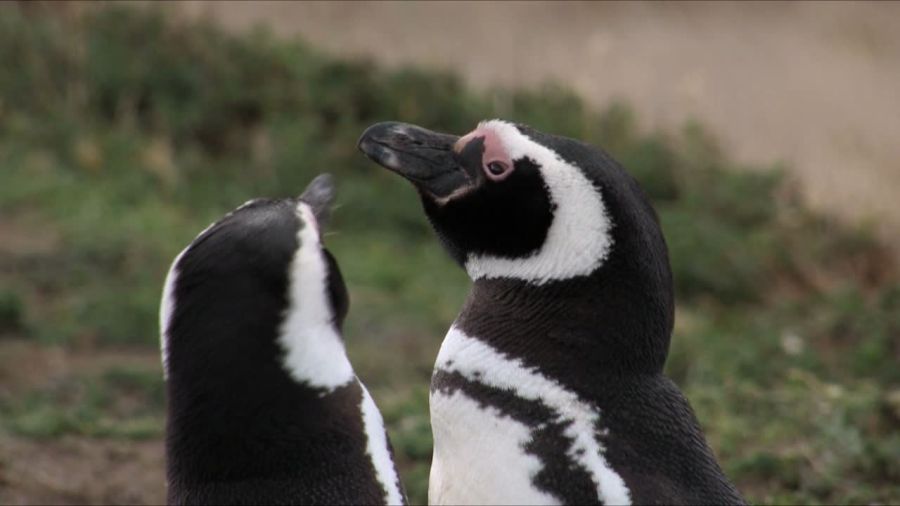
465, 120, 614, 285
277, 202, 355, 392
282, 203, 403, 503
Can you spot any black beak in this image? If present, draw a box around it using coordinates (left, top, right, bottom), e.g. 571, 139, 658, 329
358, 122, 472, 199
300, 173, 336, 229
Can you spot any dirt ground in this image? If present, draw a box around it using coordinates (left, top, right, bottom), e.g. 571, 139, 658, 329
178, 1, 900, 241
0, 342, 166, 505
0, 435, 164, 505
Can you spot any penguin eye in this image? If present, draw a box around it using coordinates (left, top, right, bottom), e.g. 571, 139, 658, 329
484, 161, 512, 181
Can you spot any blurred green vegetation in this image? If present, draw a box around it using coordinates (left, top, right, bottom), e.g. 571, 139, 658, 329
4, 365, 164, 441
0, 6, 898, 505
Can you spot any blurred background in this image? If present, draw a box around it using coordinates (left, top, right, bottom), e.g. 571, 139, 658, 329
0, 2, 898, 504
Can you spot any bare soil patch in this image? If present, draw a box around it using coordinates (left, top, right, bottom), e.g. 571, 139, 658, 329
0, 435, 164, 505
0, 342, 165, 505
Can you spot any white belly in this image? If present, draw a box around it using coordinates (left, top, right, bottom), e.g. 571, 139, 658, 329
428, 327, 632, 505
429, 389, 560, 505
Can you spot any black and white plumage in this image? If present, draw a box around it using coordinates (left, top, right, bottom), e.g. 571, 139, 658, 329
159, 175, 406, 506
359, 121, 745, 505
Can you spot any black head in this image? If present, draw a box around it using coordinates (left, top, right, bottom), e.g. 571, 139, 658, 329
160, 173, 352, 390
160, 175, 407, 504
359, 121, 674, 372
159, 174, 360, 490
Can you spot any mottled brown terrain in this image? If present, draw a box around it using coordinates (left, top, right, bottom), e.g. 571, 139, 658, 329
0, 342, 165, 505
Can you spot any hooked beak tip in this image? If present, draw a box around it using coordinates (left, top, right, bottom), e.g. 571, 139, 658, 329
357, 121, 472, 200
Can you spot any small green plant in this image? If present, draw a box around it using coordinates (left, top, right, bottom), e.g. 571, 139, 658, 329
0, 290, 24, 335
0, 366, 165, 440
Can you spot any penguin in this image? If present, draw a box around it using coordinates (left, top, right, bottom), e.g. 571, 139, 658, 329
359, 121, 745, 505
159, 174, 407, 506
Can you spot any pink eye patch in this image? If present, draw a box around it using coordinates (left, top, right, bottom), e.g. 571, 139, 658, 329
455, 126, 514, 181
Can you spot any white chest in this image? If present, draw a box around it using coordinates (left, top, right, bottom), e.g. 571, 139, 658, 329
428, 327, 632, 506
429, 389, 559, 505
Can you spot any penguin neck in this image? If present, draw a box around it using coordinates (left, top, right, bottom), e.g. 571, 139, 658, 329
166, 341, 364, 439
454, 260, 673, 391
165, 323, 369, 482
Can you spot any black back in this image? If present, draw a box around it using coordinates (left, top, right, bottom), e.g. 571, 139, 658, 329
163, 198, 388, 505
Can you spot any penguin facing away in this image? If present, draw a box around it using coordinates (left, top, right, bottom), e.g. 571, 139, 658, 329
359, 121, 745, 505
159, 175, 406, 505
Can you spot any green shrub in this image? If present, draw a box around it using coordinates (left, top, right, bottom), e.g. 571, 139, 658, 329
0, 289, 24, 335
